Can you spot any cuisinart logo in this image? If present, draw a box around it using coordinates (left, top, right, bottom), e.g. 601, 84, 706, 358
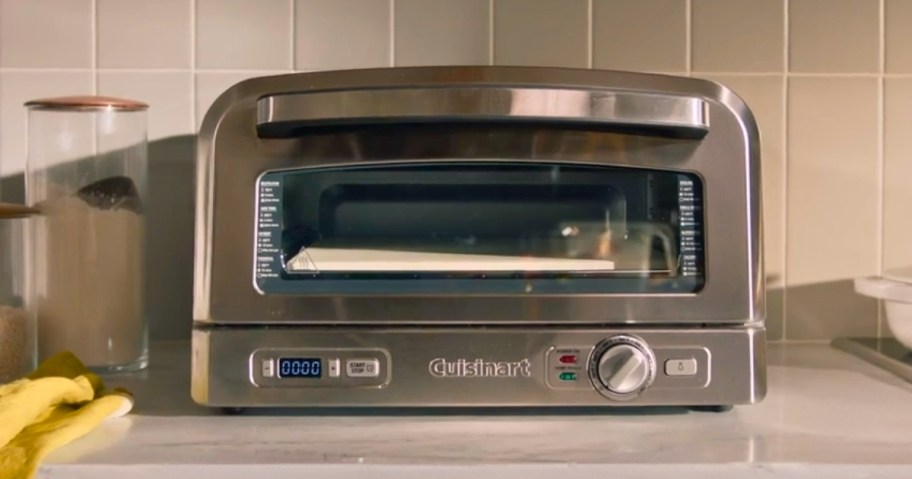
428, 358, 532, 378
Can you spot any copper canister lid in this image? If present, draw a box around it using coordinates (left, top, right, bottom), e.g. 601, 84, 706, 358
24, 95, 148, 112
0, 202, 40, 219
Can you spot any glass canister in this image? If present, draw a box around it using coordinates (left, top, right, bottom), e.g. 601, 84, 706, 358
0, 201, 36, 382
25, 96, 149, 373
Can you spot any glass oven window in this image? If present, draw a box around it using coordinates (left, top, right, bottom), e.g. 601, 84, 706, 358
255, 162, 704, 294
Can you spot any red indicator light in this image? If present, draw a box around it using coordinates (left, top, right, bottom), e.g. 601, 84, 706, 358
558, 354, 577, 364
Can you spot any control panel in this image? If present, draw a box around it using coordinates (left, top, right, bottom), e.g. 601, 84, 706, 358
546, 335, 711, 400
247, 337, 711, 400
205, 326, 759, 408
250, 348, 390, 388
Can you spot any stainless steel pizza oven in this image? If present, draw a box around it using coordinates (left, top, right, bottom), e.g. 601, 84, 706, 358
192, 66, 765, 410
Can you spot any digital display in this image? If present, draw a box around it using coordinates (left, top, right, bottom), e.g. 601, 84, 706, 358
278, 358, 322, 378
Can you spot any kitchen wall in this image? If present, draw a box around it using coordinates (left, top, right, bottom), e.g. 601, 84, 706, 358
0, 0, 908, 342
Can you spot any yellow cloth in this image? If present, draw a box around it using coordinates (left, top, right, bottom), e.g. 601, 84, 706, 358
0, 352, 133, 479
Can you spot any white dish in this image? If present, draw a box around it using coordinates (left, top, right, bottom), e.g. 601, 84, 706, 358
855, 269, 912, 349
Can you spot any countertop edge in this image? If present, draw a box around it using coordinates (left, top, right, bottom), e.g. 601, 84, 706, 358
40, 463, 912, 479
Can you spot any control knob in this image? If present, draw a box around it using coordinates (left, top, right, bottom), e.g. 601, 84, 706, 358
589, 335, 656, 400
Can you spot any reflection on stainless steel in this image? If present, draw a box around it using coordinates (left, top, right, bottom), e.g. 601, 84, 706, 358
257, 87, 709, 138
194, 66, 763, 409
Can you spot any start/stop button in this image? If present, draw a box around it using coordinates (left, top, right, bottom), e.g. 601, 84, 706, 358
346, 358, 380, 378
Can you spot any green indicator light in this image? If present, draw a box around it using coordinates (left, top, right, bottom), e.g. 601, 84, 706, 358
558, 372, 577, 381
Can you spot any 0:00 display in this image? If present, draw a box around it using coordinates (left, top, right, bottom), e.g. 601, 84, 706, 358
277, 358, 322, 378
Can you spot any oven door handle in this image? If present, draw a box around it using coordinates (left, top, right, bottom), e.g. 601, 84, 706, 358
255, 87, 709, 139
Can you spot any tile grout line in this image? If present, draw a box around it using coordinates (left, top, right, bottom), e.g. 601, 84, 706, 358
685, 0, 692, 74
586, 0, 593, 69
488, 0, 495, 65
786, 72, 890, 78
697, 72, 785, 77
877, 0, 886, 338
782, 0, 789, 339
91, 0, 98, 95
4, 67, 910, 77
190, 0, 197, 130
290, 0, 296, 71
91, 0, 99, 157
389, 0, 396, 66
0, 68, 298, 74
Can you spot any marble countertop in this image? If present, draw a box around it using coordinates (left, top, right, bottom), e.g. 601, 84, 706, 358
38, 341, 912, 478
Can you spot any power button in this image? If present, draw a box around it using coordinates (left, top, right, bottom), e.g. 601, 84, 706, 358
665, 358, 698, 376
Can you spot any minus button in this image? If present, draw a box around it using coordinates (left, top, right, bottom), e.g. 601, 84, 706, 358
261, 358, 275, 378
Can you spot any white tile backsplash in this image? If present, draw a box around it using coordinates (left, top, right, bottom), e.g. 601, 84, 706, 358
196, 0, 293, 70
494, 0, 588, 68
886, 0, 912, 73
592, 0, 687, 73
1, 0, 907, 341
395, 0, 490, 66
786, 77, 881, 340
97, 0, 192, 69
789, 0, 880, 73
295, 0, 391, 70
0, 0, 93, 68
692, 0, 784, 72
884, 79, 912, 272
787, 77, 880, 286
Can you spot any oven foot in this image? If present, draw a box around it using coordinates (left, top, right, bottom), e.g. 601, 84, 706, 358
220, 407, 247, 415
690, 405, 733, 413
